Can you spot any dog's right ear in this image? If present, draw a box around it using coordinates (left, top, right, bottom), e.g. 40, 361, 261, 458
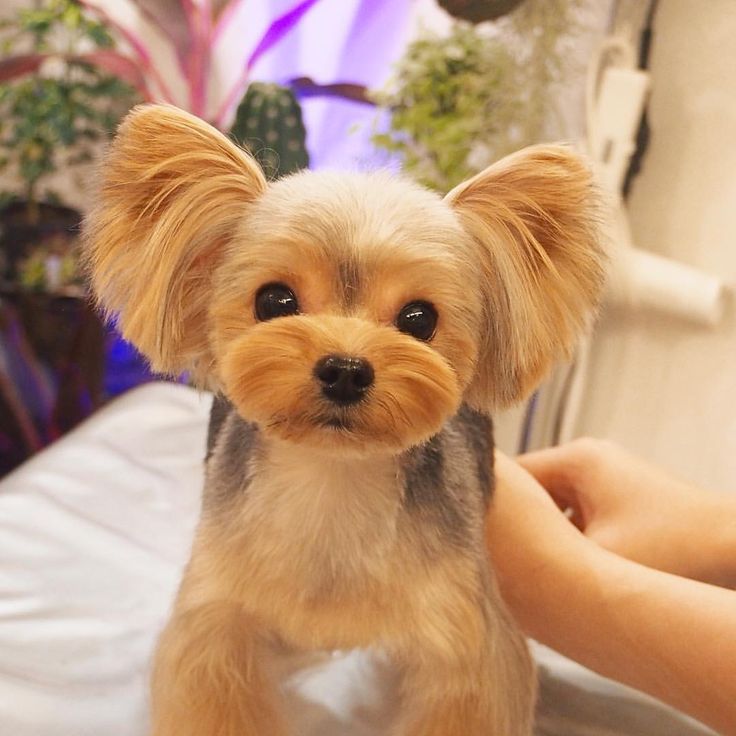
83, 104, 267, 381
446, 145, 604, 411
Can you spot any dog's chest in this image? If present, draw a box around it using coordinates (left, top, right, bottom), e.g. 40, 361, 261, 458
241, 445, 404, 582
206, 403, 492, 615
204, 405, 493, 647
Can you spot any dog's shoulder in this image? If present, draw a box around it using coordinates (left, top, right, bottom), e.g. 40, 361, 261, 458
399, 405, 494, 551
204, 395, 260, 511
449, 404, 495, 502
206, 393, 234, 460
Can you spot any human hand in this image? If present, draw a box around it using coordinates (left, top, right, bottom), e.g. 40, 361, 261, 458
519, 439, 736, 588
488, 451, 736, 735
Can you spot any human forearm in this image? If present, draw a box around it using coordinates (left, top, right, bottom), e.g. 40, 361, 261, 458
524, 545, 736, 734
519, 439, 736, 589
488, 452, 736, 734
633, 479, 736, 589
697, 493, 736, 589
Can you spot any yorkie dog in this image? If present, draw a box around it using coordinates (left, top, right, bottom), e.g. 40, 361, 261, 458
84, 104, 604, 735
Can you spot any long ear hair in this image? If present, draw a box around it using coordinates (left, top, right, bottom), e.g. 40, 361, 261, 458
83, 104, 267, 382
445, 145, 606, 411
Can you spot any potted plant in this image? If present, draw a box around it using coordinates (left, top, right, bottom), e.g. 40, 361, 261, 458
0, 0, 139, 281
1, 0, 336, 286
0, 0, 143, 464
373, 0, 582, 192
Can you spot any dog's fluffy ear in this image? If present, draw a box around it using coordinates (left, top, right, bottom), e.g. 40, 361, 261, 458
83, 104, 267, 380
446, 145, 605, 411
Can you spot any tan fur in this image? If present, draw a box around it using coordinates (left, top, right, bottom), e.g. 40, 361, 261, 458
446, 145, 605, 409
82, 105, 266, 382
151, 603, 288, 736
164, 446, 535, 735
220, 315, 461, 453
83, 105, 605, 736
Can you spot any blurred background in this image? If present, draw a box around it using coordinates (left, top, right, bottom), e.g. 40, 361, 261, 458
0, 0, 734, 493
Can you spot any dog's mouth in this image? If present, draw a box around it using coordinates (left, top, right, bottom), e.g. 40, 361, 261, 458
317, 414, 354, 431
260, 398, 444, 455
266, 406, 360, 437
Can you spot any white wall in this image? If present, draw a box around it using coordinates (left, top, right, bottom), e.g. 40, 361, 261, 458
575, 0, 736, 491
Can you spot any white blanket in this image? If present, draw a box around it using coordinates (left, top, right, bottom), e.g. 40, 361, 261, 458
0, 383, 714, 735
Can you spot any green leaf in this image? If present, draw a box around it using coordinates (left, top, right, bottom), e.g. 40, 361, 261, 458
371, 7, 579, 191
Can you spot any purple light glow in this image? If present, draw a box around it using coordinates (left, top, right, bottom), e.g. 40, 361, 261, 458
249, 0, 414, 170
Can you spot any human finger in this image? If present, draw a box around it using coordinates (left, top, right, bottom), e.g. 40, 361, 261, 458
517, 446, 585, 515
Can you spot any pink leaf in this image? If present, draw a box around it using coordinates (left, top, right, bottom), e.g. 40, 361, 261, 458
77, 0, 177, 104
0, 54, 48, 82
211, 0, 247, 42
212, 0, 237, 22
184, 0, 213, 118
76, 51, 152, 100
246, 0, 322, 72
290, 77, 373, 105
0, 50, 152, 101
131, 0, 192, 70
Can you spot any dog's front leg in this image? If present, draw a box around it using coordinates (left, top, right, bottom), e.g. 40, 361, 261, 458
393, 587, 536, 736
150, 600, 287, 736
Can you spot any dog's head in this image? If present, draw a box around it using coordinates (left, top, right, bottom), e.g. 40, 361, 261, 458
84, 105, 604, 454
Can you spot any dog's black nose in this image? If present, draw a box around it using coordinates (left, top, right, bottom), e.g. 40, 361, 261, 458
314, 354, 374, 405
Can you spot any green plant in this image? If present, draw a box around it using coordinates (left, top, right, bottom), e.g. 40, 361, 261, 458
0, 0, 139, 222
373, 0, 581, 192
373, 23, 521, 192
18, 234, 82, 293
230, 82, 309, 180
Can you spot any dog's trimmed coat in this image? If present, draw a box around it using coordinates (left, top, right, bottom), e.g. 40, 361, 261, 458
83, 104, 604, 736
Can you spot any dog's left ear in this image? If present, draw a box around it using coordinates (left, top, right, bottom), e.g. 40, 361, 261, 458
445, 145, 605, 411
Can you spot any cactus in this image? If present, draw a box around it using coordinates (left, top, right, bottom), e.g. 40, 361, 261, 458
230, 82, 309, 180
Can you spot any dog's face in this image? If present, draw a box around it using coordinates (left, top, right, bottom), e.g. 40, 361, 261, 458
211, 171, 480, 452
84, 105, 604, 453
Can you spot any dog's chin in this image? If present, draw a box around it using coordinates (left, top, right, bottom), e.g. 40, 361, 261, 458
255, 408, 442, 457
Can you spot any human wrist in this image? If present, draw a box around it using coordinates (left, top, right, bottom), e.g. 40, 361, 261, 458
516, 535, 610, 645
701, 492, 736, 588
666, 486, 736, 588
525, 543, 656, 677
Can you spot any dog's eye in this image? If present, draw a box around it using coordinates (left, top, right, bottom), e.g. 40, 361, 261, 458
395, 301, 437, 341
255, 283, 299, 321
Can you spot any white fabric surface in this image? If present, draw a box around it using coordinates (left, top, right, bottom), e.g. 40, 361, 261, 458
0, 383, 715, 735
